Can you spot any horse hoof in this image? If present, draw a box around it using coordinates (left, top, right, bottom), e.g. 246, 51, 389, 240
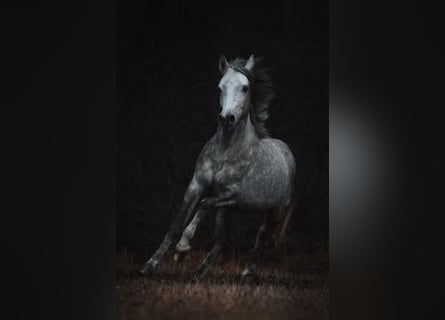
137, 264, 155, 277
173, 251, 188, 262
241, 268, 254, 277
173, 251, 187, 262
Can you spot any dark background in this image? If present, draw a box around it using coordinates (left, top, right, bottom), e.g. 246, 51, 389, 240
117, 0, 329, 256
3, 0, 444, 319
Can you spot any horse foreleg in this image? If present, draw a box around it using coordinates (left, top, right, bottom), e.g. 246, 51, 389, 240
173, 208, 207, 261
193, 208, 227, 277
138, 183, 203, 277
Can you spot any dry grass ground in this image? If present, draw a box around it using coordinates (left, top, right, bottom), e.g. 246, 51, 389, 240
117, 243, 328, 320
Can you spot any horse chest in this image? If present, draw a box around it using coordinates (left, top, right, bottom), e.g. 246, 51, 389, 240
213, 166, 239, 186
210, 156, 249, 189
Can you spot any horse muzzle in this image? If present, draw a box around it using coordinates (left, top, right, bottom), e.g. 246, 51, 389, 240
218, 113, 236, 131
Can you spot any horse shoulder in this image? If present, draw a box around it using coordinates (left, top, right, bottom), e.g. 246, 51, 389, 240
192, 136, 217, 187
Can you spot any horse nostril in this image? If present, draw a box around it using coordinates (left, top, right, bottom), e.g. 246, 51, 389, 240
228, 114, 235, 124
218, 114, 225, 123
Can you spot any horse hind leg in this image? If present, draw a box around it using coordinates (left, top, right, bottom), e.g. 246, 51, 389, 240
193, 208, 227, 277
241, 208, 280, 277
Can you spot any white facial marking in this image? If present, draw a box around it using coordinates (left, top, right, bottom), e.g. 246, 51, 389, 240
218, 68, 250, 120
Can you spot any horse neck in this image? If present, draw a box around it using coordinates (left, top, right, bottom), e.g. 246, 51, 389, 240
216, 112, 257, 149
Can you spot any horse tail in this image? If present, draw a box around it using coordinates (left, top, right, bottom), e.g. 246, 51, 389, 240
273, 165, 306, 246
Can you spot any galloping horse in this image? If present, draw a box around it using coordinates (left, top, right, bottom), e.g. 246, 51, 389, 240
138, 55, 298, 277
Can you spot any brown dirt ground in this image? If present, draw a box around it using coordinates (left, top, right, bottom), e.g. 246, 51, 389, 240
117, 243, 328, 320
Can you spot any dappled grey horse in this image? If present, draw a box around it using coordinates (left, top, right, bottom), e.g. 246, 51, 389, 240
138, 54, 298, 277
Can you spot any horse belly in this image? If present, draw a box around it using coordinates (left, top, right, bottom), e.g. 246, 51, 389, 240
237, 169, 291, 210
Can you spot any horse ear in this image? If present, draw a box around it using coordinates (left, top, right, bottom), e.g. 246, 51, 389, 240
219, 54, 228, 74
245, 54, 255, 70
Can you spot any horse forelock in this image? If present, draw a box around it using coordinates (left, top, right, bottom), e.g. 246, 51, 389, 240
228, 57, 275, 138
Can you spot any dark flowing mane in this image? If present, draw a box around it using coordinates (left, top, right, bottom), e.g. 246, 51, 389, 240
228, 57, 275, 138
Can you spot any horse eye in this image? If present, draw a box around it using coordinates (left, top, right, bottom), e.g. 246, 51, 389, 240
242, 85, 249, 93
